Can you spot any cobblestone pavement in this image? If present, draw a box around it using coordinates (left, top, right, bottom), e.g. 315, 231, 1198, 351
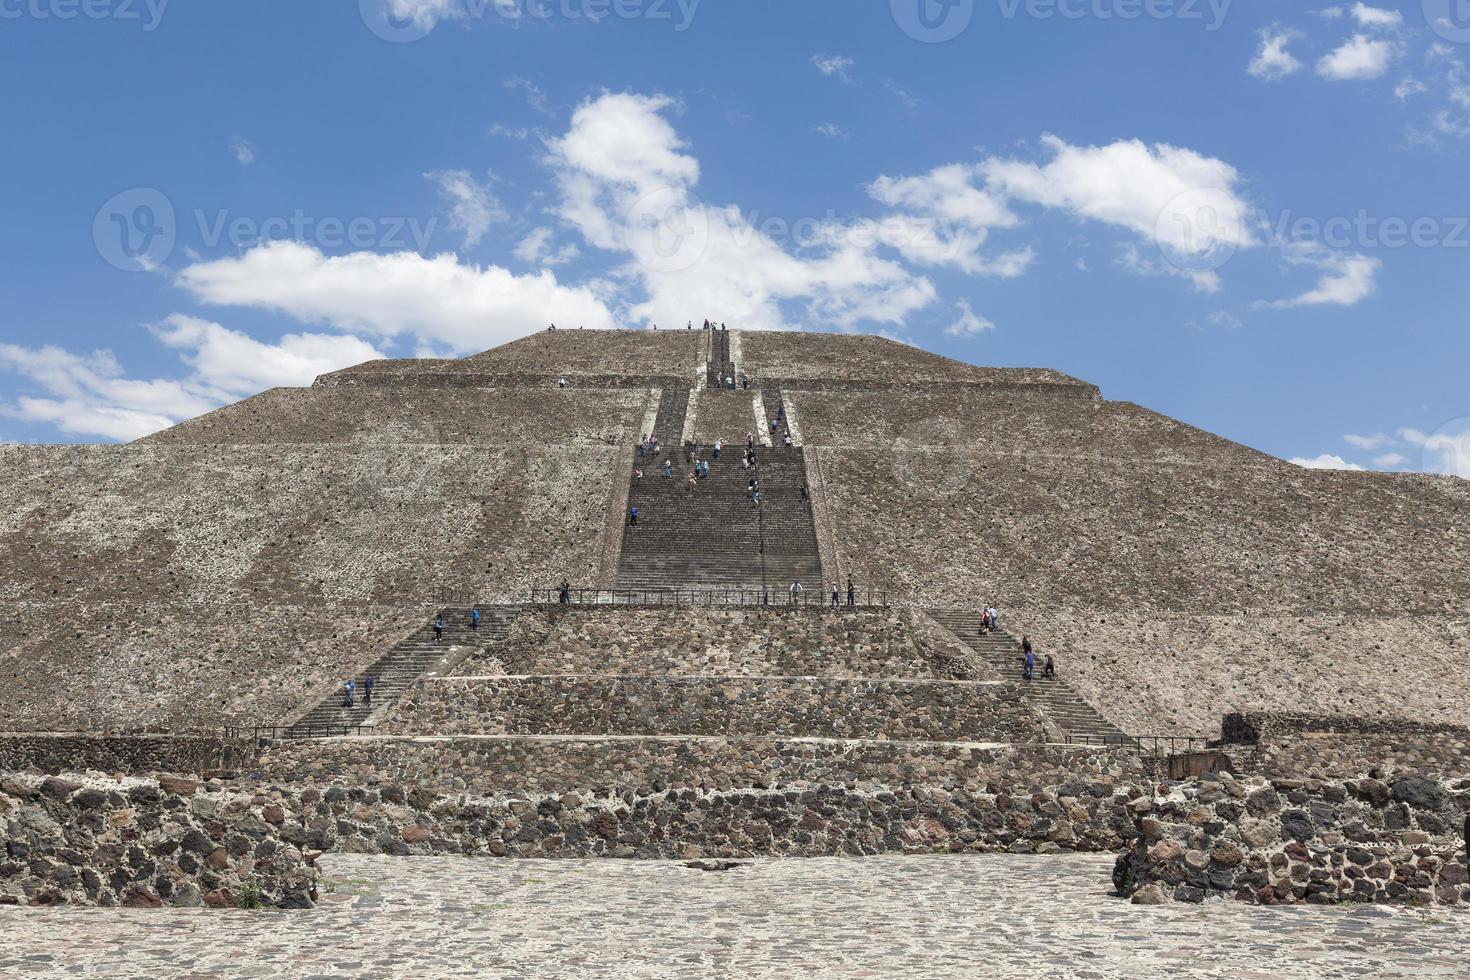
2, 854, 1467, 978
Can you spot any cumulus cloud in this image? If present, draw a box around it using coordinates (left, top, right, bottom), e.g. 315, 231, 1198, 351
0, 320, 382, 442
1317, 35, 1397, 80
546, 92, 937, 331
1344, 432, 1391, 450
1350, 3, 1402, 28
178, 240, 616, 353
815, 122, 849, 140
1260, 245, 1380, 308
942, 299, 995, 337
866, 163, 1032, 276
425, 169, 505, 249
1401, 427, 1470, 478
981, 135, 1255, 277
514, 227, 581, 267
1249, 29, 1304, 80
1290, 454, 1367, 471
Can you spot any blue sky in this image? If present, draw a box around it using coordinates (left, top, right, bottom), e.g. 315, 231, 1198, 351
2, 0, 1469, 474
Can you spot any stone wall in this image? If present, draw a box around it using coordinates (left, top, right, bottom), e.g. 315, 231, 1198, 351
377, 676, 1045, 742
0, 734, 251, 777
68, 768, 1143, 861
691, 390, 758, 445
449, 606, 986, 680
0, 773, 319, 908
1221, 713, 1470, 781
256, 737, 1143, 796
1113, 771, 1470, 906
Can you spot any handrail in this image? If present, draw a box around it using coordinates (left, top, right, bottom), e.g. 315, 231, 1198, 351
529, 586, 888, 609
1063, 733, 1212, 756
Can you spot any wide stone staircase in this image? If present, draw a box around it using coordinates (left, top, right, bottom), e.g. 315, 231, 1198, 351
925, 609, 1131, 744
284, 606, 517, 736
618, 370, 823, 592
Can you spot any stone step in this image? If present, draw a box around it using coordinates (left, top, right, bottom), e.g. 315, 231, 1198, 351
380, 675, 1046, 743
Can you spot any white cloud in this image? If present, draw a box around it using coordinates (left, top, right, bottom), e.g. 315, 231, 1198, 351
505, 76, 552, 115
815, 122, 849, 140
885, 78, 921, 111
1261, 246, 1380, 308
151, 315, 384, 395
943, 299, 995, 337
1401, 427, 1470, 477
228, 137, 256, 166
546, 92, 938, 331
1373, 452, 1408, 468
1395, 77, 1427, 100
812, 54, 855, 81
385, 0, 462, 31
178, 240, 616, 353
1249, 29, 1304, 80
1344, 432, 1391, 450
1290, 454, 1367, 471
425, 169, 505, 249
1317, 35, 1397, 80
514, 227, 581, 267
0, 320, 382, 442
865, 163, 1032, 276
982, 135, 1255, 275
1350, 3, 1402, 28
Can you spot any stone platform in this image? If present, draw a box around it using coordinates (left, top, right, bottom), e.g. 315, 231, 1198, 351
3, 854, 1466, 978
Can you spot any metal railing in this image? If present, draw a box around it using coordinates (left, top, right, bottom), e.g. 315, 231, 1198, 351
228, 724, 378, 742
1064, 733, 1211, 756
529, 587, 889, 609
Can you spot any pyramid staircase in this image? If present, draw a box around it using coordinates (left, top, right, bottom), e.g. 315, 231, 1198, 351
925, 609, 1130, 744
283, 606, 517, 737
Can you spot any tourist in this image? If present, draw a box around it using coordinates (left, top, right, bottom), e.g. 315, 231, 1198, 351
629, 505, 639, 527
470, 607, 480, 631
558, 377, 567, 389
783, 431, 793, 448
748, 477, 758, 497
740, 453, 749, 471
979, 608, 991, 634
663, 459, 672, 479
846, 578, 856, 606
831, 584, 840, 607
433, 614, 445, 642
342, 678, 356, 708
558, 580, 571, 604
637, 437, 647, 460
800, 482, 810, 502
701, 459, 710, 478
687, 469, 697, 495
633, 468, 643, 482
751, 489, 762, 509
1044, 654, 1056, 680
789, 580, 803, 606
714, 438, 723, 459
363, 675, 375, 707
988, 605, 1001, 632
1023, 648, 1035, 681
